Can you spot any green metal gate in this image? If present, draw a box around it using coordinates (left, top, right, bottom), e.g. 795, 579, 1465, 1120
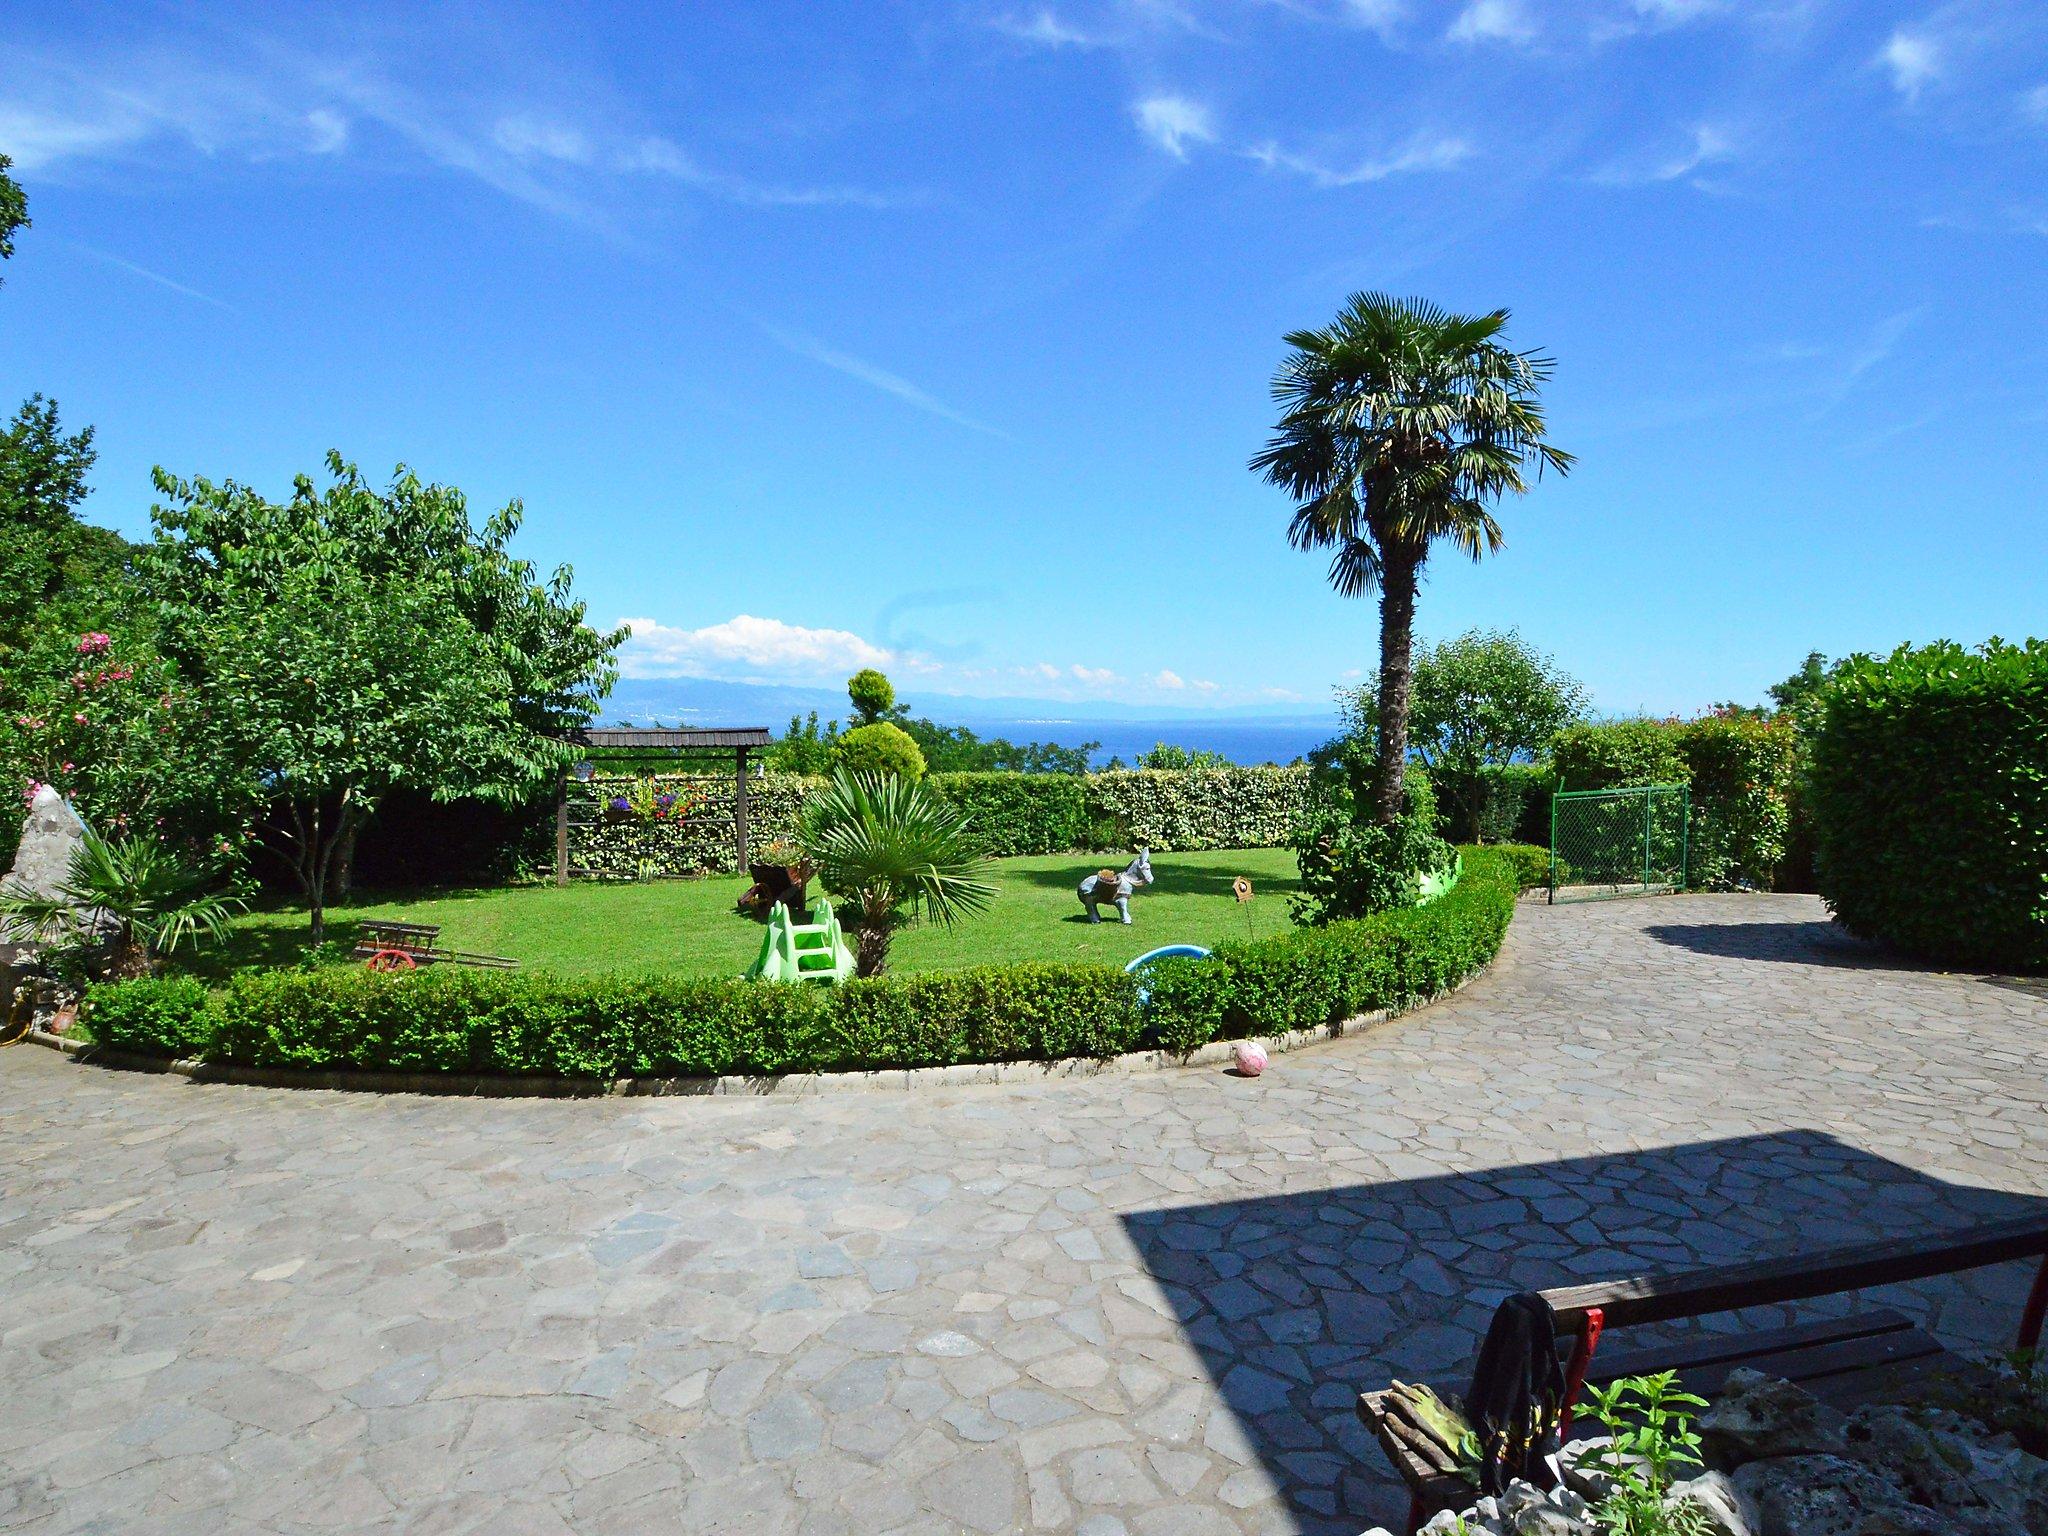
1548, 785, 1689, 904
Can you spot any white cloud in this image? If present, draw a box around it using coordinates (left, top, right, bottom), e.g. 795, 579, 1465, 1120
1191, 678, 1220, 693
1630, 0, 1721, 22
1447, 0, 1537, 47
68, 243, 237, 310
1153, 669, 1186, 689
1069, 664, 1119, 687
2023, 84, 2048, 123
1591, 123, 1738, 187
1245, 133, 1470, 187
762, 324, 1007, 437
1344, 0, 1405, 39
493, 114, 593, 164
1878, 29, 1941, 102
304, 109, 349, 154
1133, 94, 1216, 159
992, 9, 1097, 47
0, 103, 150, 172
618, 615, 901, 682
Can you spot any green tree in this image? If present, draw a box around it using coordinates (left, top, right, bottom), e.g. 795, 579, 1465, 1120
0, 396, 124, 661
0, 153, 27, 277
802, 769, 997, 976
145, 455, 624, 939
835, 721, 927, 781
1346, 629, 1586, 840
1134, 742, 1232, 770
847, 668, 899, 726
1252, 294, 1572, 828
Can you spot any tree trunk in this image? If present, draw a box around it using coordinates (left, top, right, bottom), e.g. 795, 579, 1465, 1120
1373, 550, 1423, 827
854, 902, 893, 978
328, 818, 359, 904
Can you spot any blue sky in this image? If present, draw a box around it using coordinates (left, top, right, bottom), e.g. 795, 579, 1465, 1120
3, 0, 2045, 718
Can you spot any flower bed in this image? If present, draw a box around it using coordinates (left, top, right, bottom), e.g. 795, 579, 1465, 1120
82, 850, 1517, 1082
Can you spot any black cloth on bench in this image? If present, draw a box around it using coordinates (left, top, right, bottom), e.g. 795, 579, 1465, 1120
1465, 1292, 1565, 1494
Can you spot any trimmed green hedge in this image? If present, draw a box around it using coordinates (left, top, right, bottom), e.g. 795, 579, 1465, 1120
567, 765, 1315, 875
86, 850, 1518, 1078
1551, 714, 1798, 891
1810, 639, 2048, 973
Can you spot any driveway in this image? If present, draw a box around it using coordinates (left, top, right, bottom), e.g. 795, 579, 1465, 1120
3, 893, 2046, 1535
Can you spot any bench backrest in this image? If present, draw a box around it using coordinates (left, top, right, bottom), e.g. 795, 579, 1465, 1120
1537, 1214, 2048, 1336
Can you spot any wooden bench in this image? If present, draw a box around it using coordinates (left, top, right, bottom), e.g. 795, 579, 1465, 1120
1359, 1214, 2048, 1531
352, 920, 518, 971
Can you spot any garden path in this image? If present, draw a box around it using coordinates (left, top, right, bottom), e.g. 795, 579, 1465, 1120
3, 894, 2046, 1535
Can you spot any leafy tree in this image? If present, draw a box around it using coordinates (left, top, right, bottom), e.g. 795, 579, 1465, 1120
1134, 742, 1232, 770
0, 828, 244, 980
0, 153, 27, 278
802, 769, 997, 976
1343, 629, 1586, 840
835, 721, 927, 781
1766, 651, 1838, 726
767, 711, 841, 774
1252, 293, 1572, 829
898, 716, 1096, 774
145, 455, 624, 938
847, 668, 900, 726
0, 396, 124, 661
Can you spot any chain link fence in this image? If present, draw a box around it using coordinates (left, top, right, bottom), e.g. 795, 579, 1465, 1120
1549, 785, 1689, 903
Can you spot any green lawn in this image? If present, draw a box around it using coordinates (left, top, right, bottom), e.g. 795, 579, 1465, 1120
210, 847, 1303, 979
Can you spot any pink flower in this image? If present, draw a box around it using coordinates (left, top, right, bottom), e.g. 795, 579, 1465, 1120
72, 712, 87, 725
75, 632, 112, 656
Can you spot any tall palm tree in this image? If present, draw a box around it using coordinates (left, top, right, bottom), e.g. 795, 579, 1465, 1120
1252, 294, 1572, 826
801, 769, 997, 977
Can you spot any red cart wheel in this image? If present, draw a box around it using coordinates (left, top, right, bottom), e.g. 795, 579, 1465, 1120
364, 949, 418, 973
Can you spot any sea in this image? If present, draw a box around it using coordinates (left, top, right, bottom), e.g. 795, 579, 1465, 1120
984, 717, 1337, 769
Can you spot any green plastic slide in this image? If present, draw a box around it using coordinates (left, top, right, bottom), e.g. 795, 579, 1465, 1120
744, 897, 857, 985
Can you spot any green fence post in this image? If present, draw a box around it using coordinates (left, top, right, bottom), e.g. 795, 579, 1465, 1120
1549, 791, 1559, 905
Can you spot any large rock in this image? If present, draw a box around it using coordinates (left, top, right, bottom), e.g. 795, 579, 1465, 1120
1730, 1454, 1954, 1536
1672, 1470, 1761, 1536
4, 785, 89, 903
1702, 1370, 1851, 1467
1843, 1404, 2048, 1535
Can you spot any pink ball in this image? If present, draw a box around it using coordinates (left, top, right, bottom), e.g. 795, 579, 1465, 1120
1232, 1041, 1268, 1077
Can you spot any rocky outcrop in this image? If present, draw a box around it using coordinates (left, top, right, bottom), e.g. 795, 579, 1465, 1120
1701, 1369, 1850, 1465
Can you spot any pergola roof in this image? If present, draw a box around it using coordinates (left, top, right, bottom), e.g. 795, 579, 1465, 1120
572, 726, 772, 751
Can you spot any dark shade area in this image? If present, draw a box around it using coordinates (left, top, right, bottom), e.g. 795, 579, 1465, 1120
1118, 1131, 2048, 1534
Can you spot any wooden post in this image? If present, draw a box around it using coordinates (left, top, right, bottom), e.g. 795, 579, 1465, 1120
554, 776, 569, 887
733, 747, 751, 871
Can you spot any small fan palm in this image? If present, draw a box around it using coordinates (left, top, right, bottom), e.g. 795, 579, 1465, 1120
0, 830, 245, 979
801, 769, 997, 977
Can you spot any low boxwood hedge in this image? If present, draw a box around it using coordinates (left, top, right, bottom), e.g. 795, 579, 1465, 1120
85, 850, 1517, 1079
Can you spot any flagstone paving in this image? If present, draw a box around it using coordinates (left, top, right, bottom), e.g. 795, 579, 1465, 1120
3, 893, 2046, 1535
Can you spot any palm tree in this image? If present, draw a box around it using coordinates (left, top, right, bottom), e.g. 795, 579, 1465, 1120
0, 831, 244, 979
801, 769, 997, 977
1252, 293, 1572, 827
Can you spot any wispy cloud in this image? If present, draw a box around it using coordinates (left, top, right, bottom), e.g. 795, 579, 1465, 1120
67, 242, 237, 311
762, 325, 1009, 437
618, 614, 909, 683
1342, 0, 1406, 40
2023, 83, 2048, 122
1591, 123, 1738, 186
1133, 93, 1216, 159
1878, 28, 1943, 102
991, 8, 1100, 48
1447, 0, 1538, 48
1244, 133, 1471, 187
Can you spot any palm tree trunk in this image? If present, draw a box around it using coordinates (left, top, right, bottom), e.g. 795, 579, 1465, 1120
853, 909, 892, 978
1373, 549, 1423, 827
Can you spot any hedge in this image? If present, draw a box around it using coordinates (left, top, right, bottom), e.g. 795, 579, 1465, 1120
1551, 714, 1797, 891
1809, 639, 2048, 973
85, 849, 1519, 1078
567, 766, 1315, 876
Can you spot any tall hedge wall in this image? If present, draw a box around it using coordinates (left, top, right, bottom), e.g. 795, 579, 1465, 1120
1550, 714, 1797, 891
566, 766, 1314, 876
1809, 639, 2048, 973
84, 850, 1518, 1078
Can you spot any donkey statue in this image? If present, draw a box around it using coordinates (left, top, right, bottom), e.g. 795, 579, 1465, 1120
1078, 848, 1153, 925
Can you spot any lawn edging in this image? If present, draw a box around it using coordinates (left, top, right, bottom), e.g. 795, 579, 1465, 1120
67, 848, 1517, 1092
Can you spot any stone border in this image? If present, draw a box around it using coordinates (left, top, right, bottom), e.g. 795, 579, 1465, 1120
21, 962, 1492, 1098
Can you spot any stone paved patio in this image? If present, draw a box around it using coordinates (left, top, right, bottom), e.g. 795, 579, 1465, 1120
3, 893, 2046, 1535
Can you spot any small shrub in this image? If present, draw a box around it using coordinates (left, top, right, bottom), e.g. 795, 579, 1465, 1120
83, 974, 213, 1055
1810, 638, 2048, 972
1489, 843, 1551, 891
834, 722, 927, 781
1292, 767, 1452, 924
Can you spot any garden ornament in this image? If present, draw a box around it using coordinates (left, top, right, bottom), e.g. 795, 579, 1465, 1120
1078, 847, 1152, 924
1231, 1040, 1267, 1076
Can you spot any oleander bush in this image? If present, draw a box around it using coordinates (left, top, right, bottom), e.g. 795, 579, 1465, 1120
567, 765, 1316, 876
83, 849, 1517, 1077
1810, 639, 2048, 973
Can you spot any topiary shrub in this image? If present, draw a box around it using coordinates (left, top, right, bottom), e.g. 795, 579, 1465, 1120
833, 722, 927, 781
1809, 639, 2048, 973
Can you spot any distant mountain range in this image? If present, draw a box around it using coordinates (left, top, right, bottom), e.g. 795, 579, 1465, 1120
601, 676, 1337, 730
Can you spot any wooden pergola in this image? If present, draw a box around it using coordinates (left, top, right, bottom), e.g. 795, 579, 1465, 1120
554, 726, 773, 885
